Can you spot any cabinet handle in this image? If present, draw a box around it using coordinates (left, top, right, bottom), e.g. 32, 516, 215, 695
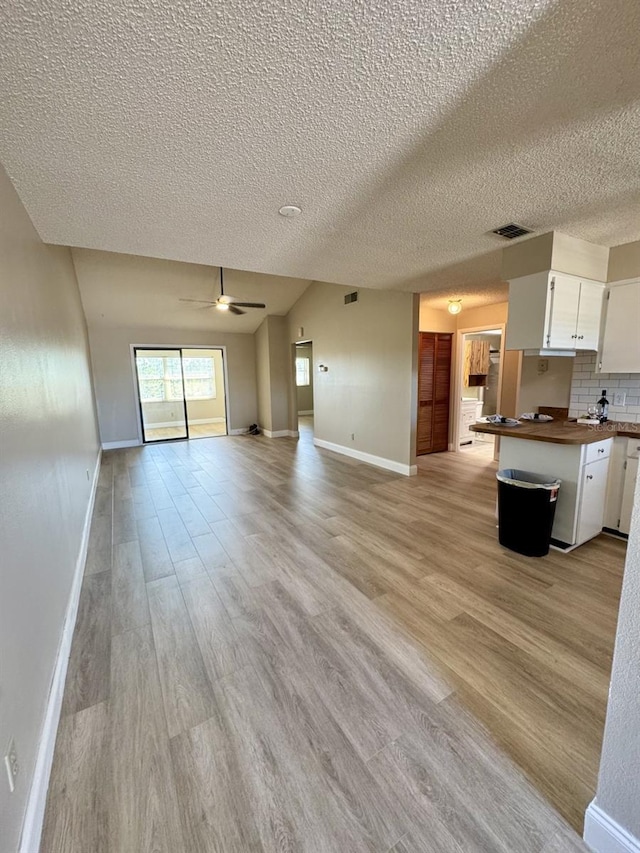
571, 334, 577, 339
578, 335, 584, 340
587, 474, 594, 480
598, 448, 605, 453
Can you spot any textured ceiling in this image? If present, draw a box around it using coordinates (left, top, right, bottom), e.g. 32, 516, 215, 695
1, 0, 639, 293
72, 249, 311, 333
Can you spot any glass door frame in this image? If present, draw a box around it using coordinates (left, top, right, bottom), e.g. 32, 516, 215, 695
132, 345, 230, 444
133, 346, 190, 443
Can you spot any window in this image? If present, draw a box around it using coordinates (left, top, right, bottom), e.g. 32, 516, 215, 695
137, 355, 216, 402
296, 356, 310, 387
182, 357, 217, 400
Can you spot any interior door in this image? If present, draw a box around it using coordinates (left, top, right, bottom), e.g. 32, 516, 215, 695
547, 274, 580, 349
417, 332, 451, 455
134, 348, 188, 442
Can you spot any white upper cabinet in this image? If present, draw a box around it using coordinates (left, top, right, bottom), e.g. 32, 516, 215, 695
506, 270, 604, 353
599, 280, 640, 373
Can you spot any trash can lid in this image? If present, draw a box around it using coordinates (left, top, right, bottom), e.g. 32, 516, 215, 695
497, 469, 561, 489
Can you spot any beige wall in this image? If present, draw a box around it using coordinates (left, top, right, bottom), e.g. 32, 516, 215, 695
255, 319, 271, 429
501, 231, 554, 280
0, 165, 100, 850
502, 231, 609, 282
287, 282, 417, 467
591, 469, 640, 842
419, 302, 457, 333
295, 343, 314, 412
607, 239, 640, 282
89, 328, 255, 443
517, 355, 574, 414
255, 315, 290, 433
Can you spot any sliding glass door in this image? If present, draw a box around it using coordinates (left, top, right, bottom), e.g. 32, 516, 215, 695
134, 347, 228, 443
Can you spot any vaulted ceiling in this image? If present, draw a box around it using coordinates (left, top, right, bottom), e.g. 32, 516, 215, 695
1, 0, 639, 294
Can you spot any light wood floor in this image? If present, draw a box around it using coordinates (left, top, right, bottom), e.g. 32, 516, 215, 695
145, 421, 227, 441
41, 428, 626, 851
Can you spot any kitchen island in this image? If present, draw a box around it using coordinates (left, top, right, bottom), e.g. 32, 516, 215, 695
470, 419, 638, 550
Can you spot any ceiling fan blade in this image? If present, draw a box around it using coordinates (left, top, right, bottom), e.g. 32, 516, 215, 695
228, 304, 246, 315
179, 298, 216, 304
231, 302, 266, 309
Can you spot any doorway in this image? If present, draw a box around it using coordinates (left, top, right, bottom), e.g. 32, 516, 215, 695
295, 341, 314, 440
456, 329, 502, 456
134, 347, 228, 442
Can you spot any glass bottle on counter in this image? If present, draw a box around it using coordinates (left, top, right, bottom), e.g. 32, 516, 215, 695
597, 390, 609, 423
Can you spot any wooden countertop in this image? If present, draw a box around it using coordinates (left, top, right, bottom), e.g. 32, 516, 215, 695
470, 419, 640, 445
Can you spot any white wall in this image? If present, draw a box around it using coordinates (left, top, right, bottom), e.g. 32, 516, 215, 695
0, 165, 100, 850
586, 467, 640, 849
518, 355, 574, 414
287, 282, 418, 469
88, 327, 256, 443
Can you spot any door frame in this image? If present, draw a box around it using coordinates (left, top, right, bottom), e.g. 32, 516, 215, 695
452, 323, 506, 453
130, 344, 230, 444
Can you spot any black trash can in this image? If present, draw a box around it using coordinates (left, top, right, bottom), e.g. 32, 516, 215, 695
496, 469, 561, 557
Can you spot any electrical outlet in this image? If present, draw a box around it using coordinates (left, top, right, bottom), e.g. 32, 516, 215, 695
614, 391, 626, 407
4, 738, 18, 793
351, 433, 355, 441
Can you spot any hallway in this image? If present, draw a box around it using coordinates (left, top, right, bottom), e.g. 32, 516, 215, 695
41, 434, 625, 851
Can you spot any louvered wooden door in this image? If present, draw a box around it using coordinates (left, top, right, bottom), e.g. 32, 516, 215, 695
417, 332, 452, 455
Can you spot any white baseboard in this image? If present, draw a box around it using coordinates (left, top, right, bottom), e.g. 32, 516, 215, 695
102, 439, 140, 449
190, 417, 226, 425
313, 438, 417, 476
19, 450, 102, 853
263, 429, 297, 438
297, 410, 314, 416
584, 801, 640, 853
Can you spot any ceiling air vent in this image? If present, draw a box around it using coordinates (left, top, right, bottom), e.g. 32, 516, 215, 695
492, 223, 532, 239
344, 291, 358, 304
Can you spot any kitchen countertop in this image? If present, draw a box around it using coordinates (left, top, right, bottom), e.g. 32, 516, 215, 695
470, 419, 640, 445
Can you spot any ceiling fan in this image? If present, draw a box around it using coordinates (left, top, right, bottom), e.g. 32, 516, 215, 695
179, 267, 266, 315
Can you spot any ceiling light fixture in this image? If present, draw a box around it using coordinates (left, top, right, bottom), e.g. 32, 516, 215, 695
448, 299, 462, 315
216, 302, 230, 312
278, 205, 302, 217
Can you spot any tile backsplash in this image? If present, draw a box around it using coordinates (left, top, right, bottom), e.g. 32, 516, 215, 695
569, 353, 640, 423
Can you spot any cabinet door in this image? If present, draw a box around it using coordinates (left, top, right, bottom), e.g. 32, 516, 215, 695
576, 457, 609, 545
546, 274, 580, 349
576, 281, 604, 350
600, 281, 640, 373
620, 456, 639, 535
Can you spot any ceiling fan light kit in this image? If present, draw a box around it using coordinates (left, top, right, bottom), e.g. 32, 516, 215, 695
448, 299, 463, 315
179, 267, 266, 316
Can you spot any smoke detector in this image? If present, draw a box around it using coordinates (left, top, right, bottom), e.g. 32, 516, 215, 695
279, 205, 302, 217
492, 223, 533, 239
